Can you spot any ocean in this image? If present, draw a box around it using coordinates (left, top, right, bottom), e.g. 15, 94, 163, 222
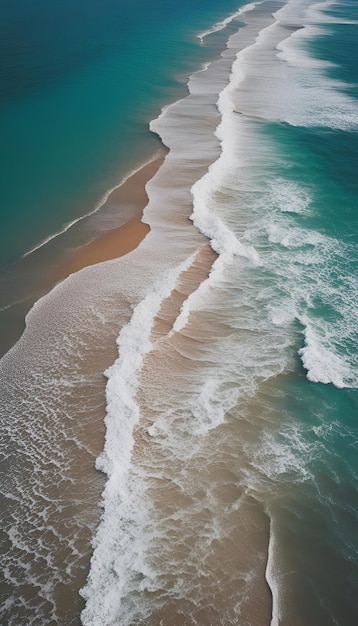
0, 0, 357, 625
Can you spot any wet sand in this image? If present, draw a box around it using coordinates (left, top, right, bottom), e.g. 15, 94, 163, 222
56, 216, 150, 278
0, 156, 165, 358
51, 156, 164, 284
1, 149, 272, 625
0, 151, 275, 626
0, 155, 169, 624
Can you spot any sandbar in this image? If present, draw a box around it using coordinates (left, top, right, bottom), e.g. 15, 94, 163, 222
52, 155, 164, 283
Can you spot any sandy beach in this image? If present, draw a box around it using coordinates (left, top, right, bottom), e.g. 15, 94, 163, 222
0, 157, 165, 359
51, 156, 164, 284
3, 0, 357, 623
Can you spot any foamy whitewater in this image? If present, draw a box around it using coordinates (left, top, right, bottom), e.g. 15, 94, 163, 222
1, 0, 357, 624
82, 0, 358, 623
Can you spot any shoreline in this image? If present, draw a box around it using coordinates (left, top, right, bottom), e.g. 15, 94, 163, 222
1, 2, 280, 622
0, 156, 165, 359
50, 155, 165, 285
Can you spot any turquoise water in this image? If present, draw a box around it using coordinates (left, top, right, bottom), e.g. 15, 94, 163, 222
0, 0, 240, 266
1, 1, 358, 625
80, 0, 358, 622
232, 1, 358, 620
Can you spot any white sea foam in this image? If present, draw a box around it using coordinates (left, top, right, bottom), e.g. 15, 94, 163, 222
267, 221, 329, 249
268, 179, 313, 214
255, 179, 358, 390
227, 132, 358, 391
188, 15, 266, 283
197, 2, 261, 42
307, 0, 358, 25
220, 0, 358, 130
191, 179, 261, 264
80, 248, 209, 624
80, 5, 290, 624
5, 0, 358, 623
256, 427, 316, 483
265, 217, 357, 388
298, 318, 357, 388
275, 35, 358, 130
266, 517, 281, 626
274, 1, 358, 129
39, 0, 358, 622
189, 374, 242, 435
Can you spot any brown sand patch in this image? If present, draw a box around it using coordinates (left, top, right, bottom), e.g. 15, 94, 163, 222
55, 216, 150, 279
51, 156, 164, 284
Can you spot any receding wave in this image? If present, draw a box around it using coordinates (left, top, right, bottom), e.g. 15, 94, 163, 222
81, 3, 285, 624
197, 1, 262, 43
2, 0, 356, 624
223, 0, 358, 130
82, 1, 358, 622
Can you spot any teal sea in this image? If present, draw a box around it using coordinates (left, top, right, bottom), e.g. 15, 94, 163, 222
0, 0, 239, 266
0, 0, 240, 354
0, 1, 357, 625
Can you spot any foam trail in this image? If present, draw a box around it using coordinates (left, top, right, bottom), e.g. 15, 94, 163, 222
80, 254, 199, 625
96, 248, 198, 476
298, 318, 357, 389
185, 11, 266, 317
197, 2, 262, 42
80, 4, 282, 623
82, 0, 358, 622
21, 154, 162, 260
0, 295, 32, 313
266, 518, 280, 626
307, 0, 358, 25
273, 0, 358, 129
208, 0, 358, 131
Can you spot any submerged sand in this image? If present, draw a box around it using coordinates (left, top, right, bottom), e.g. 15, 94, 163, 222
1, 145, 273, 625
51, 156, 164, 283
0, 157, 164, 358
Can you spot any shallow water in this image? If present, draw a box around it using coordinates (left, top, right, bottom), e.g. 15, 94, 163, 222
1, 1, 358, 624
